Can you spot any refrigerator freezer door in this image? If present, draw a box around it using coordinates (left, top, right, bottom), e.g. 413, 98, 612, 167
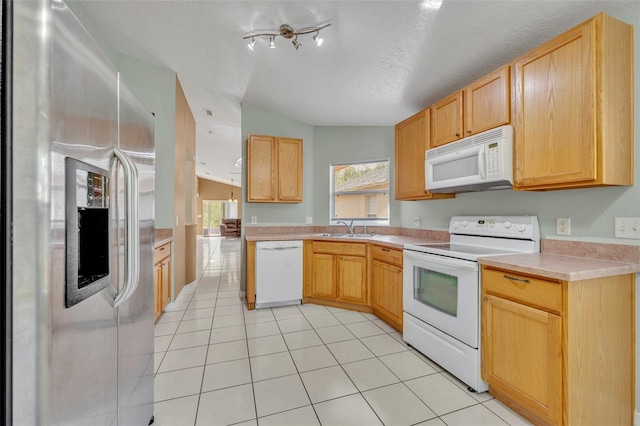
116, 77, 155, 426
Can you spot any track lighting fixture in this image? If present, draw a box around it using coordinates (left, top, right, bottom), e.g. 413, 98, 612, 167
243, 23, 331, 51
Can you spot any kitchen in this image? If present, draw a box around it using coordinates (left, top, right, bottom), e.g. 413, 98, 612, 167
3, 1, 640, 425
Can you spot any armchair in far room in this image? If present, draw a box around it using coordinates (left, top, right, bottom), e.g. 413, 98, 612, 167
219, 218, 241, 237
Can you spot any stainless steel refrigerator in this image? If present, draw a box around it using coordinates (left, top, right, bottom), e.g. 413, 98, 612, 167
2, 0, 155, 424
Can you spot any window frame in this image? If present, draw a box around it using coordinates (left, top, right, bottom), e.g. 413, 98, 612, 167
329, 158, 390, 227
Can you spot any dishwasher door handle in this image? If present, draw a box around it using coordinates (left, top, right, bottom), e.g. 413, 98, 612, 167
258, 246, 301, 251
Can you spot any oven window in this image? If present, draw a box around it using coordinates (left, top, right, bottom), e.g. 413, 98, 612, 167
414, 267, 458, 316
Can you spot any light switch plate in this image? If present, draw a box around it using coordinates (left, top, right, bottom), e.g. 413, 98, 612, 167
615, 218, 640, 239
414, 217, 420, 227
305, 216, 313, 224
251, 216, 257, 224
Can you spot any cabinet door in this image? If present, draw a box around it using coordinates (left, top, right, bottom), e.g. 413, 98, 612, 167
277, 138, 303, 202
395, 110, 429, 200
371, 260, 403, 329
464, 65, 510, 136
247, 135, 277, 202
154, 263, 162, 321
161, 259, 171, 308
513, 20, 596, 189
394, 110, 455, 201
311, 253, 337, 299
337, 255, 367, 305
431, 91, 463, 147
482, 294, 562, 425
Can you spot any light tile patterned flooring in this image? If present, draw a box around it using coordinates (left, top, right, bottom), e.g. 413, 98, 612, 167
153, 237, 533, 426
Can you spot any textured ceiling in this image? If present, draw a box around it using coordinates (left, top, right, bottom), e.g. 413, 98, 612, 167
77, 0, 632, 185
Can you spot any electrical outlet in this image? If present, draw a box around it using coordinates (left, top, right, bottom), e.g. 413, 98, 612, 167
251, 216, 257, 224
556, 218, 571, 236
615, 218, 640, 239
414, 217, 420, 227
305, 216, 313, 224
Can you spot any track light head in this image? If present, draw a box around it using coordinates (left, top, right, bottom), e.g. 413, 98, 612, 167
313, 31, 323, 46
268, 36, 276, 48
292, 37, 301, 50
248, 38, 257, 50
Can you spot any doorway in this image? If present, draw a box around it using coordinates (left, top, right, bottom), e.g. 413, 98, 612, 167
202, 200, 222, 236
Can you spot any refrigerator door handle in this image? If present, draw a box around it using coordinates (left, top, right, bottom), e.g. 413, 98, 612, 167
113, 148, 140, 307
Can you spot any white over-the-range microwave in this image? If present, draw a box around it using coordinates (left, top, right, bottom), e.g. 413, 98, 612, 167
425, 125, 513, 193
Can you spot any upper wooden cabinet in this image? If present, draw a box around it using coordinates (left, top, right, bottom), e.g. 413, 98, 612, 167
513, 13, 633, 190
394, 109, 455, 201
464, 65, 510, 136
431, 65, 511, 148
247, 134, 303, 203
430, 91, 464, 147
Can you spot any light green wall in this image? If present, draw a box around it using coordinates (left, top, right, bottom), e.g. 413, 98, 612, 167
313, 126, 398, 225
241, 103, 315, 225
116, 54, 177, 228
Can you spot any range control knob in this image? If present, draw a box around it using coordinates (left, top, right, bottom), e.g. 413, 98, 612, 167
461, 220, 469, 227
518, 224, 527, 232
503, 221, 512, 229
452, 222, 459, 229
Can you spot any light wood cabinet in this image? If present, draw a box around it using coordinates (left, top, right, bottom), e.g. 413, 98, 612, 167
431, 65, 511, 148
513, 13, 633, 190
431, 91, 464, 147
247, 134, 303, 203
394, 109, 455, 201
464, 65, 510, 136
481, 267, 634, 425
370, 245, 403, 331
154, 242, 172, 321
305, 241, 368, 307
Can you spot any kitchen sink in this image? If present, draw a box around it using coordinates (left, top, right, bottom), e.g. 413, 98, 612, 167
317, 233, 377, 239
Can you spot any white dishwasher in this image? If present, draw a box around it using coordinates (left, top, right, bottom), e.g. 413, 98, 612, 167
255, 240, 303, 308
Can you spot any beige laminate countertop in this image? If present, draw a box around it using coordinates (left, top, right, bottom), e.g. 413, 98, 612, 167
479, 253, 640, 281
155, 237, 173, 248
245, 233, 444, 250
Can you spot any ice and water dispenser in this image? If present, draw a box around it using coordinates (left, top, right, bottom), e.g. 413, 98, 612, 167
65, 158, 111, 307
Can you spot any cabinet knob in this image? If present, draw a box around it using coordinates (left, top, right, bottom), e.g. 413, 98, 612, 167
455, 133, 461, 137
466, 130, 472, 134
483, 297, 488, 302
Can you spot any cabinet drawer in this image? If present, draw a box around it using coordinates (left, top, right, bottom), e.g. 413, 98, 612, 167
482, 268, 561, 313
312, 241, 366, 256
155, 243, 171, 264
370, 244, 402, 267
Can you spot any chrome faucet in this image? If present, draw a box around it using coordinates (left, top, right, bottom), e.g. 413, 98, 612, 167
336, 220, 354, 234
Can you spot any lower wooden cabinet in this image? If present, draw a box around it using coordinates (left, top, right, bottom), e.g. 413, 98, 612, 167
306, 241, 368, 306
370, 245, 403, 331
481, 267, 634, 425
154, 242, 172, 321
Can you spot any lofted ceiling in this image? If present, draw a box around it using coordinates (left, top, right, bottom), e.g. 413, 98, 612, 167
77, 0, 632, 185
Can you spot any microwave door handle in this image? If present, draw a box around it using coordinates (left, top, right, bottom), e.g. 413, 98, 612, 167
477, 146, 486, 180
113, 148, 140, 308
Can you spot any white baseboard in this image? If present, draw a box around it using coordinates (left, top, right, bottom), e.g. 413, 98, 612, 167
635, 410, 640, 426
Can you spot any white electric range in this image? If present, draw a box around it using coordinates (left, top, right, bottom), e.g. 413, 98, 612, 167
403, 216, 540, 392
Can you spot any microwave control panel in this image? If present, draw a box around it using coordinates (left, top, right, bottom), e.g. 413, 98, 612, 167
484, 142, 502, 179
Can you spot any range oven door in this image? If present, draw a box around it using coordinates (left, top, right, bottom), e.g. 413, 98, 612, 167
403, 249, 479, 348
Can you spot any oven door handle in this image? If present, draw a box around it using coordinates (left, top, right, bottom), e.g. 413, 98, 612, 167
403, 250, 478, 271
